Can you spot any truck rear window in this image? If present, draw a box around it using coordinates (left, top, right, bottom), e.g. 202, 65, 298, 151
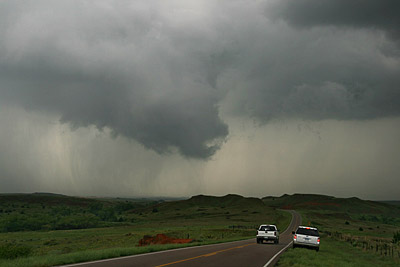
296, 228, 319, 236
259, 226, 276, 231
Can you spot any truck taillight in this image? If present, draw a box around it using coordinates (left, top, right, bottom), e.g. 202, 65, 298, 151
294, 235, 297, 240
317, 238, 320, 243
274, 231, 276, 236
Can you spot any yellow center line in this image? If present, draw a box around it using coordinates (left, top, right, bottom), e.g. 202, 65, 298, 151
154, 243, 255, 267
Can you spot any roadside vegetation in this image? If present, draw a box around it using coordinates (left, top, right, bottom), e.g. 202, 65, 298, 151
277, 237, 399, 267
265, 194, 400, 266
0, 193, 291, 266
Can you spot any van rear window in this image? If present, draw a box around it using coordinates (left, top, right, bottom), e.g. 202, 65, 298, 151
296, 228, 319, 236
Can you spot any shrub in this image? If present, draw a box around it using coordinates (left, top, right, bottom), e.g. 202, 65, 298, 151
392, 231, 400, 244
0, 244, 32, 259
89, 203, 104, 214
359, 227, 363, 231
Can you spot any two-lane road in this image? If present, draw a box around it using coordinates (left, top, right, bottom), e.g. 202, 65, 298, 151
63, 210, 301, 267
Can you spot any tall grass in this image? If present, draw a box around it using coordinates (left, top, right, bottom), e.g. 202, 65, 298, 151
0, 236, 252, 267
277, 236, 399, 267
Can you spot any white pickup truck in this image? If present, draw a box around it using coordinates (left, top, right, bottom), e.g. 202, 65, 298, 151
256, 224, 279, 244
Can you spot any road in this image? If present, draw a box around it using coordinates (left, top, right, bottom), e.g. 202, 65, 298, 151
62, 210, 301, 267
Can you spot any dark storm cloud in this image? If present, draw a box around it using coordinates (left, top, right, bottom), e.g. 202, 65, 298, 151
1, 0, 400, 159
223, 0, 400, 123
267, 0, 400, 40
0, 1, 229, 159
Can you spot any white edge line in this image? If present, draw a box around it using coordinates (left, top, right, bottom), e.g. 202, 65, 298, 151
59, 238, 254, 267
263, 241, 293, 267
263, 210, 301, 267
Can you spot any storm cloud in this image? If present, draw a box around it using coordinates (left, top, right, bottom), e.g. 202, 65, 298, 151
1, 0, 400, 160
0, 1, 400, 199
0, 1, 233, 158
267, 0, 400, 41
223, 0, 400, 123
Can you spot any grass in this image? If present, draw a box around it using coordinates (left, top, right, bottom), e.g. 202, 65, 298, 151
268, 194, 400, 266
0, 237, 252, 267
0, 193, 292, 266
9, 192, 399, 266
277, 236, 399, 267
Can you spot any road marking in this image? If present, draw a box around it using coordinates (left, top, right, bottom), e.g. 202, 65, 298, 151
263, 210, 301, 267
60, 239, 253, 267
154, 255, 205, 267
263, 241, 293, 267
154, 243, 254, 267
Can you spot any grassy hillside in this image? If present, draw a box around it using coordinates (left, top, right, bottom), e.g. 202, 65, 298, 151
267, 194, 400, 266
263, 193, 400, 240
380, 201, 400, 207
135, 194, 282, 227
0, 193, 161, 232
0, 193, 290, 266
263, 193, 400, 215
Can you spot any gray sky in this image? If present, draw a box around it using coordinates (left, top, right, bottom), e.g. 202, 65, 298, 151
1, 0, 399, 200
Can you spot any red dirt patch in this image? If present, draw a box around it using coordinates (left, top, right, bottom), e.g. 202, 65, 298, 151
138, 234, 193, 246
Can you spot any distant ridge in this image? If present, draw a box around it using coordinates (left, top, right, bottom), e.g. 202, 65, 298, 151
0, 192, 99, 206
33, 192, 67, 196
186, 194, 264, 206
262, 193, 400, 216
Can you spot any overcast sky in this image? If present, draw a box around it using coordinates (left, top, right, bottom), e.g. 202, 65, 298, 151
1, 0, 399, 200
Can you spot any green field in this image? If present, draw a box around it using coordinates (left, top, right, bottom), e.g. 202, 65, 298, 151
266, 194, 400, 266
0, 193, 291, 266
2, 192, 399, 266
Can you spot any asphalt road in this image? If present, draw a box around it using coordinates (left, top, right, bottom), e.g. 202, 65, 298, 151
63, 210, 301, 267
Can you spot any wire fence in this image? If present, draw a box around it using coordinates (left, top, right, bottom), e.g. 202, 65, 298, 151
323, 230, 400, 259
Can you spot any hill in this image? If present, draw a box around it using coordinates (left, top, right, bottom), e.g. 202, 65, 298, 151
262, 193, 400, 217
379, 201, 400, 206
129, 194, 287, 228
0, 193, 288, 232
0, 193, 98, 207
154, 194, 265, 212
0, 193, 159, 232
